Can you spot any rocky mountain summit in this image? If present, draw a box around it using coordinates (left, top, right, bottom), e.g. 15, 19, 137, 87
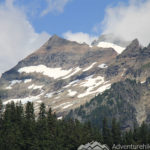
1, 34, 150, 126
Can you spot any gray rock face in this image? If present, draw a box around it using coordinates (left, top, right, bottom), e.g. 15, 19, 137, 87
118, 39, 141, 58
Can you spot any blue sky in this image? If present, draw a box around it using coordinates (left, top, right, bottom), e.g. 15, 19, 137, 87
13, 0, 129, 36
0, 0, 150, 74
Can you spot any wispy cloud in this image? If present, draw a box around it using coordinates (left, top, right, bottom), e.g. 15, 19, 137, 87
41, 0, 71, 16
63, 31, 97, 45
99, 0, 150, 46
0, 0, 50, 74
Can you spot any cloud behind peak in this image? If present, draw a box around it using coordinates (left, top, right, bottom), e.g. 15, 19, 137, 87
101, 0, 150, 46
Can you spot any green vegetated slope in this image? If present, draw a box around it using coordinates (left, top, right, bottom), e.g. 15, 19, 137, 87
67, 78, 150, 130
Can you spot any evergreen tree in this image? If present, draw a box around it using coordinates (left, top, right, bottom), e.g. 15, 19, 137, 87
25, 102, 35, 122
124, 130, 134, 144
38, 103, 46, 120
139, 122, 148, 144
23, 102, 37, 150
36, 103, 50, 150
102, 118, 113, 147
111, 118, 121, 144
0, 98, 3, 131
1, 102, 23, 150
132, 123, 140, 143
0, 99, 3, 118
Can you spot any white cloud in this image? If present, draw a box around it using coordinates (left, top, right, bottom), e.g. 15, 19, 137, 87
63, 31, 97, 45
0, 1, 50, 74
100, 0, 150, 46
41, 0, 71, 16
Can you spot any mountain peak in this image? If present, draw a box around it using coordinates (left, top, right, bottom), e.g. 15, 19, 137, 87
118, 39, 141, 58
48, 34, 67, 43
129, 38, 139, 47
46, 34, 69, 47
125, 38, 140, 52
49, 34, 61, 40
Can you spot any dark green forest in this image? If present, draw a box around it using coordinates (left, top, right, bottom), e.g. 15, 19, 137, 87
0, 101, 150, 150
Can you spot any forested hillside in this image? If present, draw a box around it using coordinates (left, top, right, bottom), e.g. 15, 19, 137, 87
67, 78, 150, 130
0, 101, 150, 150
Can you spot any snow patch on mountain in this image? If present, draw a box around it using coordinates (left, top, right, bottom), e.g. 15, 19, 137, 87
6, 86, 12, 90
24, 79, 32, 83
63, 104, 73, 109
64, 80, 80, 88
18, 65, 73, 79
68, 89, 77, 97
57, 116, 63, 120
141, 80, 146, 84
78, 83, 111, 98
97, 42, 125, 54
11, 80, 22, 85
80, 76, 104, 87
45, 92, 54, 98
3, 93, 43, 105
53, 102, 71, 109
6, 80, 22, 89
55, 96, 60, 99
77, 76, 110, 98
98, 63, 108, 68
28, 84, 43, 90
35, 100, 43, 103
95, 83, 111, 94
62, 67, 81, 79
83, 62, 97, 72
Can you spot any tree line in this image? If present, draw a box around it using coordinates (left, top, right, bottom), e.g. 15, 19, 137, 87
0, 101, 150, 150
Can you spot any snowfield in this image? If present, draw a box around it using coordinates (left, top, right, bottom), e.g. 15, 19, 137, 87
18, 65, 82, 80
97, 42, 125, 54
18, 65, 73, 79
77, 75, 111, 98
